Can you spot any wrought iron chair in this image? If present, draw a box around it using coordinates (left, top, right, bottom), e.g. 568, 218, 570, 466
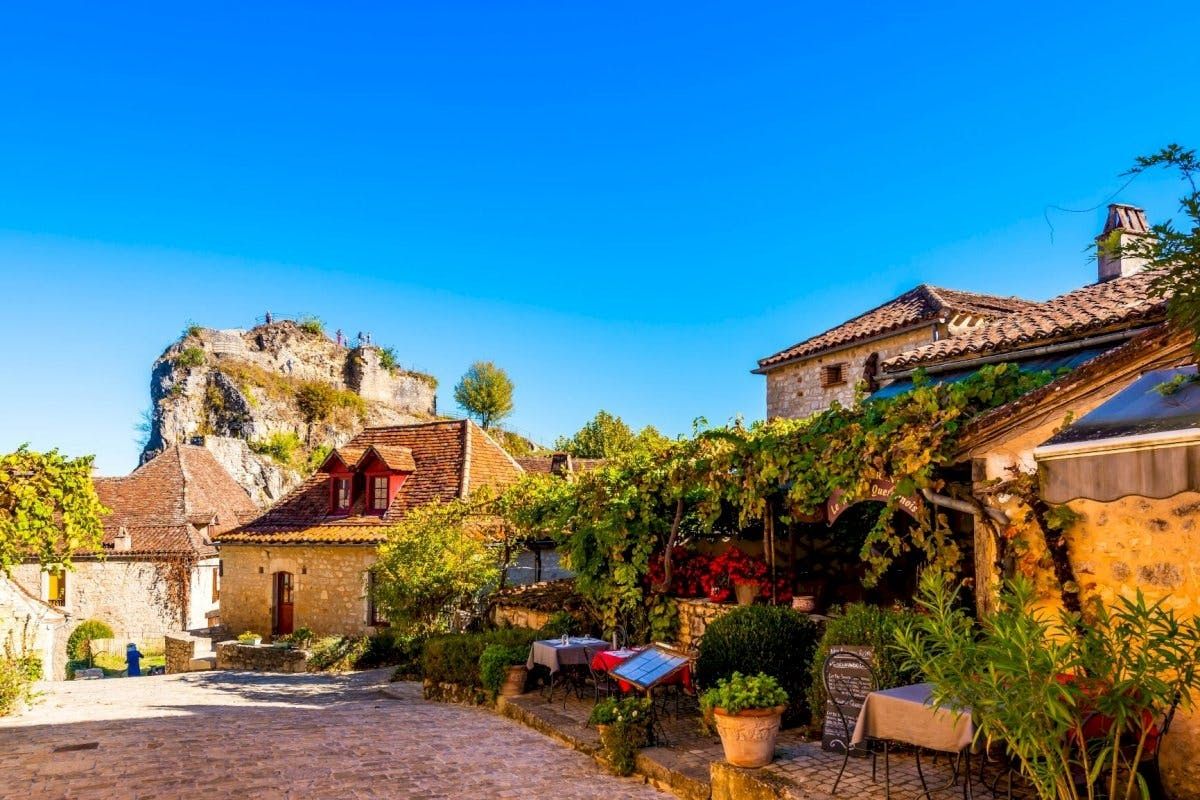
824, 651, 883, 796
585, 645, 624, 703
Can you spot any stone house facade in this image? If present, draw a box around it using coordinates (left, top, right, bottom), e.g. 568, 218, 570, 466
755, 285, 1038, 418
8, 445, 258, 675
217, 419, 524, 638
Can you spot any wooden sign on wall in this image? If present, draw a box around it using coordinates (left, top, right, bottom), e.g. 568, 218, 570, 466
826, 479, 922, 524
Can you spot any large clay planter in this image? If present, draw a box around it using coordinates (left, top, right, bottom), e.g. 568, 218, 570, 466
499, 665, 528, 697
713, 705, 786, 768
792, 595, 817, 613
733, 582, 760, 606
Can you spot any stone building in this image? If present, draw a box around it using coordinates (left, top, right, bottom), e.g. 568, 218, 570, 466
217, 419, 524, 638
754, 285, 1038, 418
8, 444, 258, 676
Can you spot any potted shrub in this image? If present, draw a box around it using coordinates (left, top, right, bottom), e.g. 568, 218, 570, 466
479, 643, 530, 698
237, 631, 262, 647
588, 696, 652, 776
701, 671, 789, 768
709, 548, 768, 605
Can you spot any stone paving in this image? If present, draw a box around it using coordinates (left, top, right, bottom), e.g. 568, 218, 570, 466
0, 670, 668, 800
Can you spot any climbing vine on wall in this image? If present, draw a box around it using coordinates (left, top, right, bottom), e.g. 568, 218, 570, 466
497, 363, 1060, 638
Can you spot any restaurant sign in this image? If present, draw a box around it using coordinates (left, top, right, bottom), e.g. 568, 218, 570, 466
825, 478, 922, 524
821, 645, 875, 753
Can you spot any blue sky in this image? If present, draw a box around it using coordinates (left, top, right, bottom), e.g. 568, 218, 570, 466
1, 3, 1197, 474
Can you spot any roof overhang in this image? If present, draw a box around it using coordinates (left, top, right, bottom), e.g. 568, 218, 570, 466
753, 319, 936, 375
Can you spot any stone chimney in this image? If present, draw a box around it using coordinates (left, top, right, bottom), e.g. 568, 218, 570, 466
1096, 204, 1152, 282
113, 526, 132, 553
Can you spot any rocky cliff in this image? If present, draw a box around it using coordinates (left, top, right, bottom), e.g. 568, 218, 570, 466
141, 321, 439, 505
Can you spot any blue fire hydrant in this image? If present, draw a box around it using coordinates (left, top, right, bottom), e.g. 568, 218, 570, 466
126, 643, 144, 677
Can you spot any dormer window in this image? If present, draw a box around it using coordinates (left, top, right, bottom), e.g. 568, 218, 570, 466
371, 476, 389, 511
332, 477, 351, 513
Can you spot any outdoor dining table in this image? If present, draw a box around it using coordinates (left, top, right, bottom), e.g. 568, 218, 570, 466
526, 637, 611, 675
851, 682, 975, 799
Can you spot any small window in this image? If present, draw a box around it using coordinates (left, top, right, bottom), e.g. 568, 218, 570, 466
46, 571, 66, 607
371, 476, 389, 511
332, 477, 351, 512
367, 571, 389, 627
821, 363, 847, 388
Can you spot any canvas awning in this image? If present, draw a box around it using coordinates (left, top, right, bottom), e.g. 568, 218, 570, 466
1033, 366, 1200, 503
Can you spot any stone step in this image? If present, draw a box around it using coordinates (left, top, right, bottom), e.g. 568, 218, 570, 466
187, 656, 216, 672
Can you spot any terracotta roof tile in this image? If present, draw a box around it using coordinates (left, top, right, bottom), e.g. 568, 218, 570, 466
93, 445, 257, 557
223, 419, 524, 544
362, 444, 417, 472
756, 285, 1037, 372
515, 455, 607, 474
881, 272, 1167, 372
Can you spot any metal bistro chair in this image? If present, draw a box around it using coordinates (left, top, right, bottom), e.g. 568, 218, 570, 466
825, 651, 884, 797
585, 645, 624, 703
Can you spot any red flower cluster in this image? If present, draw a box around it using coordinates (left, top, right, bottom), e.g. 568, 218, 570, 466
646, 547, 712, 598
709, 547, 768, 585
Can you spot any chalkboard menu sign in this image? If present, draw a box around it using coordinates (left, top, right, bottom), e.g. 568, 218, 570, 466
820, 645, 875, 753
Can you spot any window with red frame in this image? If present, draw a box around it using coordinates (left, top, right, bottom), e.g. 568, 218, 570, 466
332, 477, 351, 512
371, 476, 389, 511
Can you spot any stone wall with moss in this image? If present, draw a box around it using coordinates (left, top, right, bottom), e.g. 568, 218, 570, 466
219, 543, 382, 639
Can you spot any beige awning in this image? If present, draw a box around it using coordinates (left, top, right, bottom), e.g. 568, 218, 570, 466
1034, 367, 1200, 503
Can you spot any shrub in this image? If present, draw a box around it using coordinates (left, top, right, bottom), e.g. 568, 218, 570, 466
66, 619, 114, 664
479, 644, 529, 694
183, 322, 203, 339
700, 671, 789, 715
695, 604, 817, 724
0, 655, 41, 715
538, 611, 576, 638
421, 628, 537, 688
297, 316, 324, 336
280, 626, 315, 649
307, 635, 369, 671
249, 431, 304, 467
176, 347, 206, 368
377, 346, 400, 373
295, 381, 366, 425
807, 603, 920, 724
359, 629, 425, 673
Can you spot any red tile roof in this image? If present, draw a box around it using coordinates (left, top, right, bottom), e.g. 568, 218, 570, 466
755, 285, 1037, 372
93, 445, 258, 558
221, 420, 524, 544
515, 454, 607, 475
881, 272, 1167, 372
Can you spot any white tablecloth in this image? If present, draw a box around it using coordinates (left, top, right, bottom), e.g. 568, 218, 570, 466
851, 682, 973, 753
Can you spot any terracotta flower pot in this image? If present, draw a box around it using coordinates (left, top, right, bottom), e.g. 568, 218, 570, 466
713, 705, 786, 768
733, 582, 760, 606
792, 595, 817, 613
499, 665, 528, 697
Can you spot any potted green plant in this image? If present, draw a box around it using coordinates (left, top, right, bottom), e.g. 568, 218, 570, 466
237, 631, 262, 647
701, 671, 789, 768
588, 696, 652, 776
479, 644, 530, 698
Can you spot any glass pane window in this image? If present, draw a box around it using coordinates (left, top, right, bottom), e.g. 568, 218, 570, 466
372, 476, 389, 511
333, 477, 351, 511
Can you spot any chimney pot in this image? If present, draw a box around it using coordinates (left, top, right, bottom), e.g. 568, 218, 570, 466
113, 526, 132, 552
1097, 203, 1152, 282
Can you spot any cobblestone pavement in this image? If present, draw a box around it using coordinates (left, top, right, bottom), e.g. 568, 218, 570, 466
0, 670, 667, 800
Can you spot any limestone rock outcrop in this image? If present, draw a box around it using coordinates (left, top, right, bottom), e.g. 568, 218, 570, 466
141, 321, 438, 505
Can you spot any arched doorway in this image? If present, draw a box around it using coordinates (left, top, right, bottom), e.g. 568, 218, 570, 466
273, 571, 294, 636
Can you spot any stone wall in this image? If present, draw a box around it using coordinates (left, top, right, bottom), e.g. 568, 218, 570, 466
216, 641, 308, 673
492, 605, 555, 631
676, 598, 735, 653
219, 544, 381, 638
164, 632, 197, 674
10, 558, 182, 679
764, 327, 937, 419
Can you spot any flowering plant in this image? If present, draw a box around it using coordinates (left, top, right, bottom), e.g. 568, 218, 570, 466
646, 547, 712, 598
589, 696, 652, 775
709, 547, 768, 588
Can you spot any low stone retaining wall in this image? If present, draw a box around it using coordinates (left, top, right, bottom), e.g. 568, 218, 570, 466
164, 632, 196, 674
676, 598, 735, 653
422, 679, 489, 706
215, 641, 308, 673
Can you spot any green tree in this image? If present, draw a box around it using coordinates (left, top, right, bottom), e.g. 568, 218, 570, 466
372, 500, 502, 631
453, 361, 514, 429
0, 447, 108, 574
554, 410, 667, 458
1118, 145, 1200, 343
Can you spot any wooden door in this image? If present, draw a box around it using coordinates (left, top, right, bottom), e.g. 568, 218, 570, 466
274, 571, 294, 635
